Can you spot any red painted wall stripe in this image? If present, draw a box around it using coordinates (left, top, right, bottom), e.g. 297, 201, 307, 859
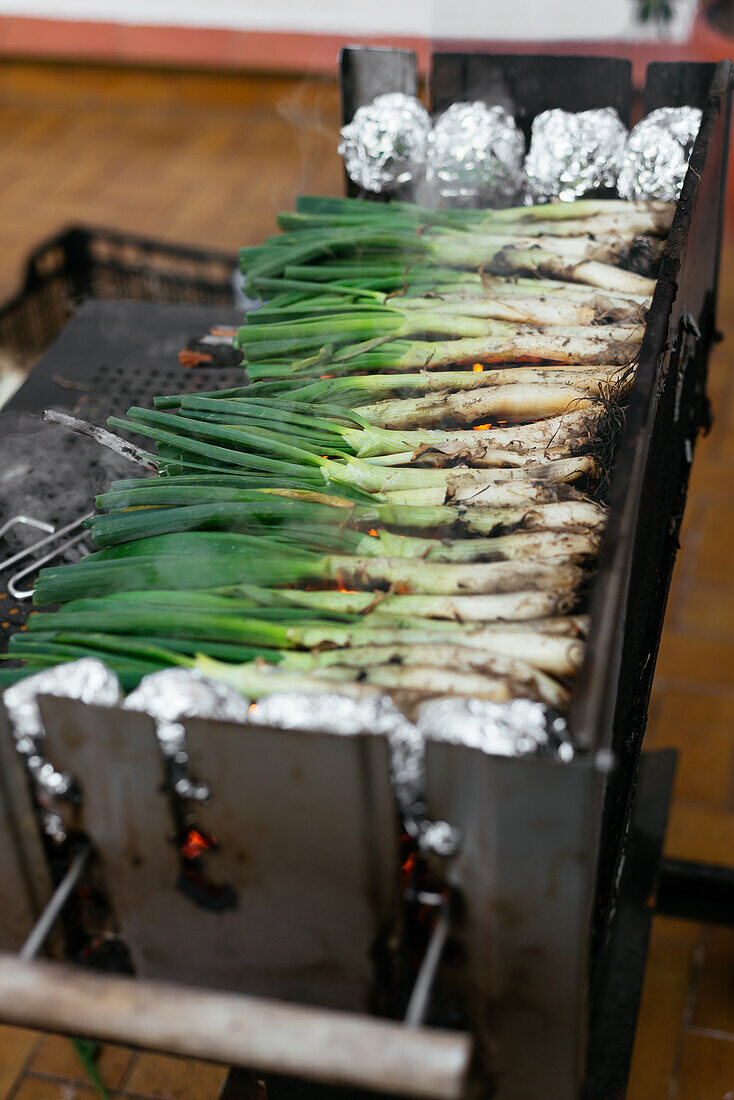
0, 13, 719, 86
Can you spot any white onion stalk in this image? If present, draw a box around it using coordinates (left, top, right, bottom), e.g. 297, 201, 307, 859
431, 231, 664, 273
315, 663, 542, 705
333, 458, 596, 495
392, 294, 602, 326
477, 275, 652, 306
333, 324, 644, 370
374, 498, 607, 534
489, 249, 657, 295
286, 643, 569, 709
291, 366, 631, 407
356, 382, 612, 429
366, 445, 576, 469
327, 555, 583, 597
486, 197, 674, 233
379, 484, 590, 507
364, 528, 599, 564
289, 588, 574, 622
310, 630, 585, 680
346, 406, 611, 462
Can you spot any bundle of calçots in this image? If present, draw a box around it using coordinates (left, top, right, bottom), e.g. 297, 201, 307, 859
3, 193, 674, 716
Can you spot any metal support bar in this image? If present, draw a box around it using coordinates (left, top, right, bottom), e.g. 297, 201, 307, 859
20, 846, 90, 961
657, 857, 734, 927
404, 903, 451, 1029
0, 956, 471, 1100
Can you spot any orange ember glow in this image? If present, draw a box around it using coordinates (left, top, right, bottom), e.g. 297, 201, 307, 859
400, 850, 417, 887
180, 828, 216, 861
178, 350, 213, 368
473, 424, 492, 431
319, 374, 335, 379
472, 363, 484, 372
368, 529, 379, 537
336, 570, 358, 593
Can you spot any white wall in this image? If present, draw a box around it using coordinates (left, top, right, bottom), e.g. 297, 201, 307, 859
0, 0, 697, 41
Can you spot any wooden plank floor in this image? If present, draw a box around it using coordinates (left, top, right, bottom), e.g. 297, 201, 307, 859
0, 59, 733, 1100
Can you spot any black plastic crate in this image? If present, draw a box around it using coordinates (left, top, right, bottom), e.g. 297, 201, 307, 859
0, 226, 238, 366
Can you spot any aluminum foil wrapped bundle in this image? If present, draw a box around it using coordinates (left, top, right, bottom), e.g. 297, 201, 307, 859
425, 101, 525, 202
524, 107, 628, 203
3, 659, 122, 839
338, 92, 431, 193
124, 667, 252, 800
417, 697, 575, 762
617, 106, 702, 203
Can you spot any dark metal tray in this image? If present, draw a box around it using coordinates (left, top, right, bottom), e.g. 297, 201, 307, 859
0, 300, 244, 652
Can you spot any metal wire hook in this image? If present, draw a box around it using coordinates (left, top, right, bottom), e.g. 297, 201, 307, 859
0, 515, 55, 545
0, 514, 92, 578
8, 528, 90, 600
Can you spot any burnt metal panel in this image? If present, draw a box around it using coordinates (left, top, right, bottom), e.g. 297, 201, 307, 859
38, 697, 182, 970
644, 61, 718, 114
40, 698, 400, 1012
0, 705, 53, 951
425, 746, 603, 1100
569, 60, 733, 949
430, 54, 633, 134
181, 716, 400, 1011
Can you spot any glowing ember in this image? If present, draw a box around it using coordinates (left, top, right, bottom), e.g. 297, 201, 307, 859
400, 850, 417, 887
472, 363, 484, 372
473, 423, 492, 431
178, 350, 213, 368
368, 529, 379, 537
181, 827, 217, 861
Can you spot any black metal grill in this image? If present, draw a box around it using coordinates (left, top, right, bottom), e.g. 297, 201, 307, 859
0, 51, 729, 1100
342, 39, 732, 967
0, 300, 244, 651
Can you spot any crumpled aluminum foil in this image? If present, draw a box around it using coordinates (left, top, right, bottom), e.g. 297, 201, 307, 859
524, 107, 628, 203
417, 697, 575, 761
120, 670, 574, 849
338, 92, 431, 193
425, 101, 525, 202
617, 106, 702, 203
2, 652, 576, 854
3, 658, 122, 840
124, 667, 251, 800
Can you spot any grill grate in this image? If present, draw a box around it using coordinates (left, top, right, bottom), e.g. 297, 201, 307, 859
0, 307, 245, 656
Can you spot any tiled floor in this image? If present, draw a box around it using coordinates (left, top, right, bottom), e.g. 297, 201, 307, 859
626, 255, 734, 1095
0, 57, 734, 1098
0, 1029, 236, 1099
